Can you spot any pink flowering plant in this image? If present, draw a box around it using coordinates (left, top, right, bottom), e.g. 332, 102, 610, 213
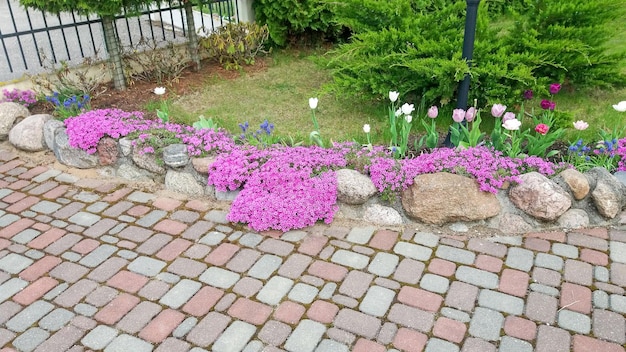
449, 102, 486, 149
1, 88, 37, 107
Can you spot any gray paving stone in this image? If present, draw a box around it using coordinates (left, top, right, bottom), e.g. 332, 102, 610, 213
55, 173, 79, 183
436, 245, 476, 264
593, 290, 610, 309
73, 191, 100, 203
0, 213, 19, 227
199, 267, 241, 289
499, 336, 532, 352
319, 283, 337, 300
21, 210, 37, 218
74, 303, 98, 317
505, 247, 534, 271
135, 210, 167, 227
288, 283, 319, 304
24, 249, 44, 260
0, 253, 33, 274
199, 231, 227, 246
118, 215, 135, 223
173, 316, 198, 338
128, 256, 167, 277
239, 233, 264, 247
157, 272, 181, 284
393, 242, 433, 261
79, 244, 117, 268
284, 320, 326, 352
81, 325, 119, 350
468, 307, 504, 341
610, 294, 626, 313
314, 339, 349, 352
43, 282, 69, 300
101, 235, 119, 243
610, 241, 626, 263
248, 255, 282, 280
330, 250, 369, 269
420, 273, 450, 293
32, 169, 62, 182
426, 338, 459, 352
13, 327, 49, 352
593, 309, 626, 344
50, 219, 68, 228
104, 334, 153, 352
160, 279, 202, 309
490, 236, 522, 246
557, 309, 591, 333
118, 250, 138, 260
86, 201, 109, 213
478, 290, 524, 315
204, 210, 229, 224
455, 266, 499, 289
6, 300, 55, 332
39, 308, 75, 331
30, 200, 62, 214
535, 253, 564, 271
68, 211, 101, 227
552, 243, 578, 259
126, 191, 156, 203
413, 232, 440, 247
530, 283, 560, 297
346, 226, 376, 244
12, 229, 41, 244
595, 266, 610, 282
212, 321, 256, 352
440, 308, 471, 323
62, 251, 81, 262
368, 252, 399, 277
243, 340, 264, 352
359, 285, 395, 317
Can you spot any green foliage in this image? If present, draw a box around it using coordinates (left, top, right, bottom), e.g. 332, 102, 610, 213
18, 0, 153, 16
507, 0, 626, 88
193, 115, 219, 130
200, 22, 269, 70
253, 0, 338, 46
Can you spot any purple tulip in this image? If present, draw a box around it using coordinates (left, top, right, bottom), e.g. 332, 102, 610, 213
523, 90, 533, 100
502, 112, 516, 122
541, 99, 556, 110
452, 109, 465, 123
549, 83, 561, 95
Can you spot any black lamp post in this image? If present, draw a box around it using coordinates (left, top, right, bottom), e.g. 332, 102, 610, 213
444, 0, 481, 147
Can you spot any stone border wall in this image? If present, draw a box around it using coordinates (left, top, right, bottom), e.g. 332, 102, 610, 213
3, 105, 626, 234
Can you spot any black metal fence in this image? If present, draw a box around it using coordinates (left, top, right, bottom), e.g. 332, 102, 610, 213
0, 0, 239, 82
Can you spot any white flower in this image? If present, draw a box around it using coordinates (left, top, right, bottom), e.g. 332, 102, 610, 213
309, 97, 318, 109
154, 87, 166, 95
573, 120, 589, 130
363, 124, 371, 133
405, 115, 412, 123
612, 101, 626, 112
395, 108, 402, 117
401, 103, 415, 115
389, 91, 399, 103
502, 118, 522, 131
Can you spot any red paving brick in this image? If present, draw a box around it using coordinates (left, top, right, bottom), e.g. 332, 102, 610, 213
95, 293, 141, 324
153, 219, 188, 235
307, 260, 348, 282
71, 239, 100, 255
397, 286, 443, 312
368, 230, 399, 250
307, 300, 339, 324
393, 328, 428, 352
1, 218, 35, 239
107, 271, 149, 293
499, 269, 529, 297
560, 282, 592, 314
152, 197, 183, 211
156, 238, 193, 261
297, 235, 328, 256
273, 301, 306, 324
504, 316, 537, 341
139, 309, 186, 343
353, 338, 386, 352
17, 166, 48, 180
580, 248, 608, 265
183, 286, 224, 317
572, 335, 625, 352
474, 255, 503, 273
12, 277, 59, 305
427, 258, 456, 276
433, 317, 467, 343
526, 231, 566, 242
228, 298, 273, 325
19, 256, 62, 281
205, 243, 240, 266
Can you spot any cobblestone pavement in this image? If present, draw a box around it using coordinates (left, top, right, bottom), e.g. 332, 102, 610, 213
1, 149, 626, 352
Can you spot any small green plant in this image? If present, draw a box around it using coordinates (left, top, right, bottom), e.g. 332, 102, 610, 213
308, 97, 324, 147
200, 22, 269, 70
193, 115, 219, 130
238, 120, 281, 146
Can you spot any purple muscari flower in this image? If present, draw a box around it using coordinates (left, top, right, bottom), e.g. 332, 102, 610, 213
523, 90, 533, 100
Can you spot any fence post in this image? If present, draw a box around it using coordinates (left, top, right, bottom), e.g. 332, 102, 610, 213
102, 15, 126, 90
184, 1, 201, 70
236, 0, 255, 22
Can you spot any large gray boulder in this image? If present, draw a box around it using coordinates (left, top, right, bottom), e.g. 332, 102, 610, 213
163, 144, 189, 168
165, 170, 204, 196
9, 114, 53, 151
508, 172, 571, 221
0, 102, 30, 141
336, 168, 378, 205
586, 167, 626, 219
43, 119, 65, 150
557, 209, 590, 229
401, 172, 501, 225
53, 128, 98, 169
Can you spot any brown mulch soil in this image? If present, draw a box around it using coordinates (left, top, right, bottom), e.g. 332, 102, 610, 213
30, 57, 270, 117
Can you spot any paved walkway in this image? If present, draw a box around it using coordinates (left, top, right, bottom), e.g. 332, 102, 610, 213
0, 148, 625, 352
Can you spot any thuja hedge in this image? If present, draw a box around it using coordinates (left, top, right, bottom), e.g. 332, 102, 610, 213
323, 0, 625, 107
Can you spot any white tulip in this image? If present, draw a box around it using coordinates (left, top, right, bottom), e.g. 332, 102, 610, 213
363, 124, 371, 133
309, 97, 319, 109
612, 101, 626, 112
389, 91, 399, 103
502, 118, 522, 131
154, 87, 166, 95
405, 115, 412, 123
401, 103, 415, 115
